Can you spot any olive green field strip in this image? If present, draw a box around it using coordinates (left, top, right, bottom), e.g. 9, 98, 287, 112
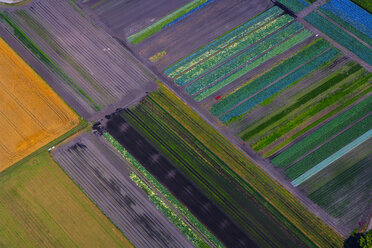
53, 132, 193, 248
0, 0, 153, 117
118, 84, 344, 247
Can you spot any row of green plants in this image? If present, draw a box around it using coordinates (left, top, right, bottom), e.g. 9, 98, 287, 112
239, 63, 361, 141
305, 12, 372, 65
164, 6, 283, 78
193, 29, 312, 101
219, 48, 340, 123
291, 128, 372, 186
119, 84, 344, 247
175, 15, 294, 86
285, 114, 372, 180
127, 0, 210, 45
210, 39, 330, 117
122, 99, 319, 248
320, 0, 372, 46
186, 21, 301, 95
103, 133, 223, 248
272, 94, 372, 168
276, 0, 309, 13
308, 154, 372, 216
350, 0, 372, 13
249, 66, 372, 157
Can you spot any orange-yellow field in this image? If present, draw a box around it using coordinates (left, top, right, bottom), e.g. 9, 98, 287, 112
0, 38, 79, 172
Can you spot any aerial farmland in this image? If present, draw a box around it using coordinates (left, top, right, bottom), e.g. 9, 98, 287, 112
0, 0, 371, 247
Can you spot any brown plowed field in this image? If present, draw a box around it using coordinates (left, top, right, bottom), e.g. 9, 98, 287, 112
0, 37, 79, 171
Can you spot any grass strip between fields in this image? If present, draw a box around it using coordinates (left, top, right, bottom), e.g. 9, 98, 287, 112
103, 133, 223, 248
127, 0, 211, 45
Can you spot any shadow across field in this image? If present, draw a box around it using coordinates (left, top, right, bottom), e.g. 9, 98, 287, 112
105, 114, 257, 248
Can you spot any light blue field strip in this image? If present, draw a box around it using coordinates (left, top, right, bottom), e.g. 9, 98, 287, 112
292, 128, 372, 187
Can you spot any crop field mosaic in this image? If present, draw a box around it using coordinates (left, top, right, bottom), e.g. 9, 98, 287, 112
1, 0, 371, 247
0, 0, 154, 118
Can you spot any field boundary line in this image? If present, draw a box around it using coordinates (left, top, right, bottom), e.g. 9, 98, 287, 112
292, 128, 372, 186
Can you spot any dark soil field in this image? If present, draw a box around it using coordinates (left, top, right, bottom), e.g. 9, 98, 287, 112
105, 114, 257, 248
138, 0, 273, 70
78, 0, 273, 70
53, 132, 192, 248
0, 0, 155, 119
78, 0, 191, 39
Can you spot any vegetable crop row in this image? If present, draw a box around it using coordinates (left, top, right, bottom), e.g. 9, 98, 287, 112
211, 39, 330, 116
175, 15, 294, 86
250, 68, 372, 154
164, 6, 283, 78
120, 84, 344, 247
240, 63, 362, 140
305, 12, 372, 65
272, 95, 372, 167
219, 48, 340, 123
104, 133, 223, 248
276, 0, 309, 13
285, 114, 372, 180
127, 0, 211, 44
320, 0, 372, 45
193, 29, 312, 101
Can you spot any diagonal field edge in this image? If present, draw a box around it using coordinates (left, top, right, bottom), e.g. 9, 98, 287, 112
292, 128, 372, 187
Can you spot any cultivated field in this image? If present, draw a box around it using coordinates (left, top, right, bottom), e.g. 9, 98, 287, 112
105, 115, 253, 247
115, 83, 343, 247
53, 132, 193, 248
78, 0, 273, 70
0, 151, 132, 247
78, 0, 191, 42
0, 0, 155, 118
164, 6, 317, 103
304, 11, 372, 66
104, 133, 223, 248
0, 37, 78, 172
158, 0, 372, 233
299, 137, 372, 230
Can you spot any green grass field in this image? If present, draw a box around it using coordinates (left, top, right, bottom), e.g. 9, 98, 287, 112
120, 82, 343, 248
0, 152, 132, 248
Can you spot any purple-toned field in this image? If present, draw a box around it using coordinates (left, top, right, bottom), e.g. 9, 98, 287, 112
53, 132, 193, 248
0, 0, 155, 119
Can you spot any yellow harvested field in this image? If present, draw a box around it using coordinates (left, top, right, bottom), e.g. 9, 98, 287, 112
0, 37, 79, 171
